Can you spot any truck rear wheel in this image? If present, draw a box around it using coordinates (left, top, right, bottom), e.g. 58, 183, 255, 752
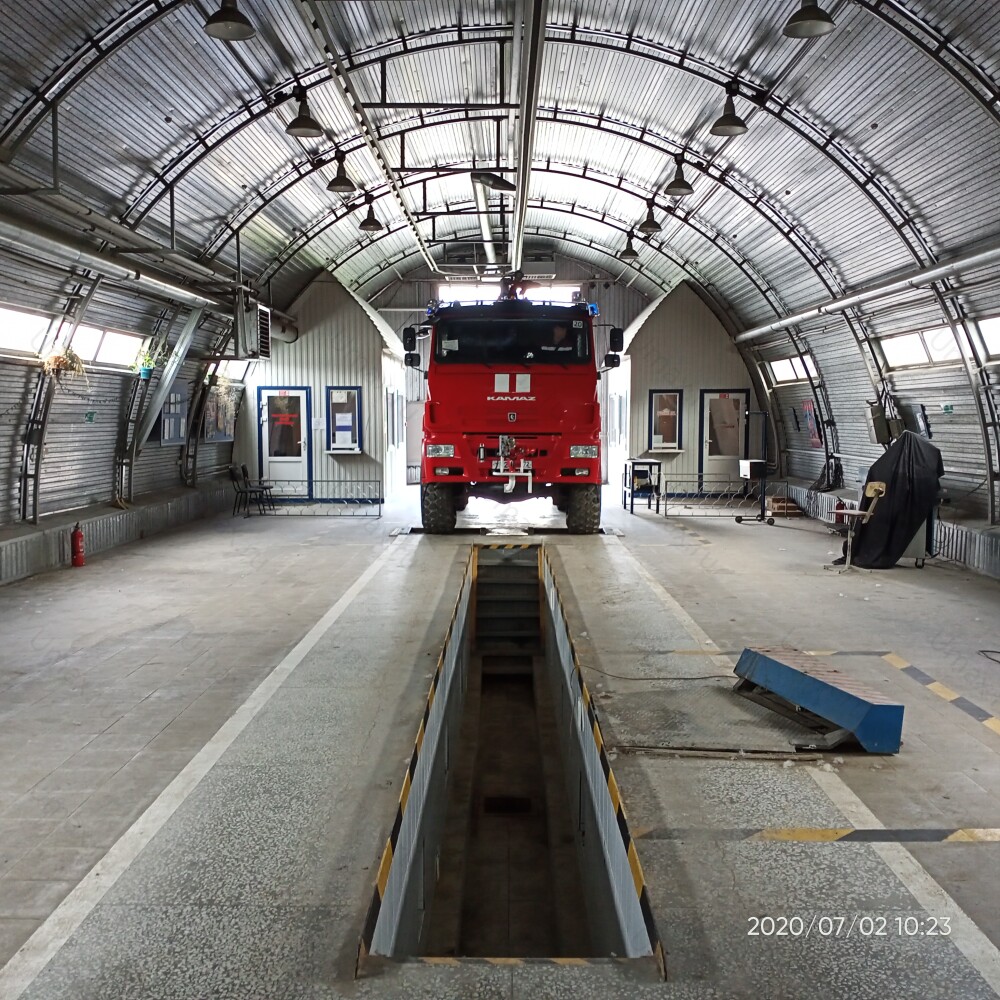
565, 484, 601, 534
421, 483, 457, 534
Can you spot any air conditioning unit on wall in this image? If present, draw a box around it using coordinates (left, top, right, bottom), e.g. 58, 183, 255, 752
234, 300, 271, 359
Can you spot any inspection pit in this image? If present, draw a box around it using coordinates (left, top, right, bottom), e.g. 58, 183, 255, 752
358, 544, 663, 976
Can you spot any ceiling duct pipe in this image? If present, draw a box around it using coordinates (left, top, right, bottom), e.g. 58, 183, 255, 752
734, 241, 1000, 343
0, 217, 223, 310
472, 182, 498, 266
510, 0, 548, 271
0, 163, 239, 287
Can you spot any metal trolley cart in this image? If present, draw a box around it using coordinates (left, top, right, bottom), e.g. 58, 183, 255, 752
736, 459, 773, 524
735, 410, 774, 525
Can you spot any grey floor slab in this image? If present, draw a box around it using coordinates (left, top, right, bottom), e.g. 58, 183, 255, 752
1, 488, 999, 1000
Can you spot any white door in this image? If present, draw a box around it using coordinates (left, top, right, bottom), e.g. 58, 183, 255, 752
701, 391, 747, 490
260, 388, 310, 496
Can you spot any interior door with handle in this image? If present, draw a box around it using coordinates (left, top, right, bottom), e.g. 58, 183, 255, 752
258, 387, 311, 497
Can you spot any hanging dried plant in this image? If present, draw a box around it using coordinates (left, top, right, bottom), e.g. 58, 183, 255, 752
41, 346, 86, 380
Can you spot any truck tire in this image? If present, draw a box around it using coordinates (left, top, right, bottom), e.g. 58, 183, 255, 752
421, 483, 457, 533
565, 484, 601, 534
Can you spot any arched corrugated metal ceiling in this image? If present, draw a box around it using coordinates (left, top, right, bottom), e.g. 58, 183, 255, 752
1, 1, 997, 519
1, 0, 997, 316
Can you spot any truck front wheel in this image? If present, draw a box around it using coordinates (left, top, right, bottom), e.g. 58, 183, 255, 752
421, 483, 457, 534
565, 484, 601, 534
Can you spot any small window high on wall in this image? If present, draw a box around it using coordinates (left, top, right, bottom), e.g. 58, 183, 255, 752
768, 354, 817, 383
977, 316, 1000, 357
880, 326, 960, 368
648, 390, 682, 451
437, 282, 580, 305
0, 306, 50, 354
327, 386, 362, 452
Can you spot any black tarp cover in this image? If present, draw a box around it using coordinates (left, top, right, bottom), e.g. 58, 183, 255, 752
849, 431, 943, 569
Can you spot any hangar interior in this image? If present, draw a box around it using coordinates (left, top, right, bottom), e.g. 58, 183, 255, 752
0, 2, 999, 998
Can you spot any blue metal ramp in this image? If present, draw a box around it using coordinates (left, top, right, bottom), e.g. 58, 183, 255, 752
733, 647, 904, 753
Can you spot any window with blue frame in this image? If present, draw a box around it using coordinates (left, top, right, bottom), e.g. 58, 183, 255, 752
327, 386, 362, 452
648, 389, 682, 451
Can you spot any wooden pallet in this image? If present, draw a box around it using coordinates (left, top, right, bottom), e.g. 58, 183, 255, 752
766, 496, 805, 518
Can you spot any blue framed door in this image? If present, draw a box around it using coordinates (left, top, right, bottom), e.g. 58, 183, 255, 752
257, 386, 313, 498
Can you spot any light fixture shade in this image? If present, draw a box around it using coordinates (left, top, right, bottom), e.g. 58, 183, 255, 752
203, 0, 256, 41
711, 95, 748, 136
471, 170, 516, 193
326, 153, 356, 193
783, 1, 836, 38
638, 202, 661, 234
359, 197, 383, 232
664, 157, 693, 197
285, 91, 323, 138
619, 234, 639, 261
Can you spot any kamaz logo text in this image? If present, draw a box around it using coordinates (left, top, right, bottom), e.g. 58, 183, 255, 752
487, 395, 535, 401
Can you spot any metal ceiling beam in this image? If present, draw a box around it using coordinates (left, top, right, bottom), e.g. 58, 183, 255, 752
509, 0, 548, 272
0, 215, 222, 309
735, 242, 1000, 344
298, 0, 439, 274
0, 162, 239, 288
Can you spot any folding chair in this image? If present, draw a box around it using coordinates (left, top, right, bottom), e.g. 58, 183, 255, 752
242, 463, 276, 511
824, 481, 886, 573
229, 464, 266, 517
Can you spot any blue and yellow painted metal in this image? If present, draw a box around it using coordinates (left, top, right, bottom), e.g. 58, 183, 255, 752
734, 647, 904, 753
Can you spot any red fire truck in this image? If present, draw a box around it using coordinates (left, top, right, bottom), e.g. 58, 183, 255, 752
404, 291, 623, 534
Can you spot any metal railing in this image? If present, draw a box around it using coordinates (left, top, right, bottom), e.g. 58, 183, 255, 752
659, 477, 792, 519
257, 478, 383, 516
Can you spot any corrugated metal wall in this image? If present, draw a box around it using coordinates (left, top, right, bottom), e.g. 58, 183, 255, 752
0, 298, 235, 527
0, 360, 35, 523
240, 274, 391, 495
624, 282, 755, 482
37, 369, 127, 516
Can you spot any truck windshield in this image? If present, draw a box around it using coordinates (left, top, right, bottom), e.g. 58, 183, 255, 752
434, 318, 591, 365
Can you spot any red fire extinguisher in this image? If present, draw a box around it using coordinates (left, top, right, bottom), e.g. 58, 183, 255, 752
71, 522, 85, 567
834, 499, 845, 525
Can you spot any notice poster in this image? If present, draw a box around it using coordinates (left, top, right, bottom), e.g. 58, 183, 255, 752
335, 412, 353, 446
802, 399, 822, 448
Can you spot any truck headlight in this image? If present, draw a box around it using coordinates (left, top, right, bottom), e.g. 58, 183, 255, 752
569, 445, 598, 458
426, 444, 455, 457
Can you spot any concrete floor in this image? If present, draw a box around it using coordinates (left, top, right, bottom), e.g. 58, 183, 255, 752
0, 485, 998, 998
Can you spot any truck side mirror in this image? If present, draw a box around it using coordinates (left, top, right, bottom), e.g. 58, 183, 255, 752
603, 353, 621, 368
404, 352, 421, 368
402, 327, 417, 352
609, 327, 624, 352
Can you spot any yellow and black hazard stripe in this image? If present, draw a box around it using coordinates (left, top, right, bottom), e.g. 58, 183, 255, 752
403, 956, 640, 967
481, 542, 536, 549
359, 548, 475, 964
634, 827, 1000, 843
882, 653, 1000, 737
544, 550, 666, 979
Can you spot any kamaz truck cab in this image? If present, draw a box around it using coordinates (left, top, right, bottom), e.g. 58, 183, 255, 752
404, 293, 623, 534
